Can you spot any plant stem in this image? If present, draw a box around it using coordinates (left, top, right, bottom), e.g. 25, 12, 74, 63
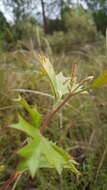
13, 89, 54, 99
40, 91, 78, 134
11, 173, 22, 190
0, 172, 21, 190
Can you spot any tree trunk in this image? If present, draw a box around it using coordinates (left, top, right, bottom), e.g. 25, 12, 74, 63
40, 0, 48, 33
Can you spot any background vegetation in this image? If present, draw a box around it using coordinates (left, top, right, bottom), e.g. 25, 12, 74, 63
0, 0, 107, 189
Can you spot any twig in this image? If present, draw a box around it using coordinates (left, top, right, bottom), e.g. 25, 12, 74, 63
0, 172, 21, 190
40, 91, 79, 134
13, 89, 54, 99
11, 173, 22, 190
67, 145, 95, 151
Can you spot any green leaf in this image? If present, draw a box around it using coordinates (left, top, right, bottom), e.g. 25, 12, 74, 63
17, 160, 28, 172
18, 137, 43, 177
43, 139, 65, 174
11, 114, 41, 139
56, 72, 70, 98
87, 70, 107, 89
13, 115, 80, 177
17, 136, 80, 177
51, 143, 80, 175
18, 150, 51, 173
27, 140, 43, 177
18, 138, 53, 177
18, 96, 42, 128
43, 139, 80, 175
38, 156, 52, 168
18, 136, 42, 158
39, 56, 71, 100
51, 143, 78, 165
39, 56, 59, 98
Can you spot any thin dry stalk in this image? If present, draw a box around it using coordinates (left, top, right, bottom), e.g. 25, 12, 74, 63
95, 147, 107, 183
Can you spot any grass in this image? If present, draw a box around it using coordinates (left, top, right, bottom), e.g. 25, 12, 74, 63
0, 38, 107, 189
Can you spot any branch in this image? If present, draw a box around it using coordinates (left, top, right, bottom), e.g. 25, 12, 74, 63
40, 91, 78, 134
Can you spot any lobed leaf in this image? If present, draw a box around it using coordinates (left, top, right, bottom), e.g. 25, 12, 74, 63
17, 135, 80, 177
18, 96, 42, 128
12, 111, 80, 177
11, 114, 41, 139
18, 138, 44, 177
43, 139, 66, 174
51, 143, 78, 165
